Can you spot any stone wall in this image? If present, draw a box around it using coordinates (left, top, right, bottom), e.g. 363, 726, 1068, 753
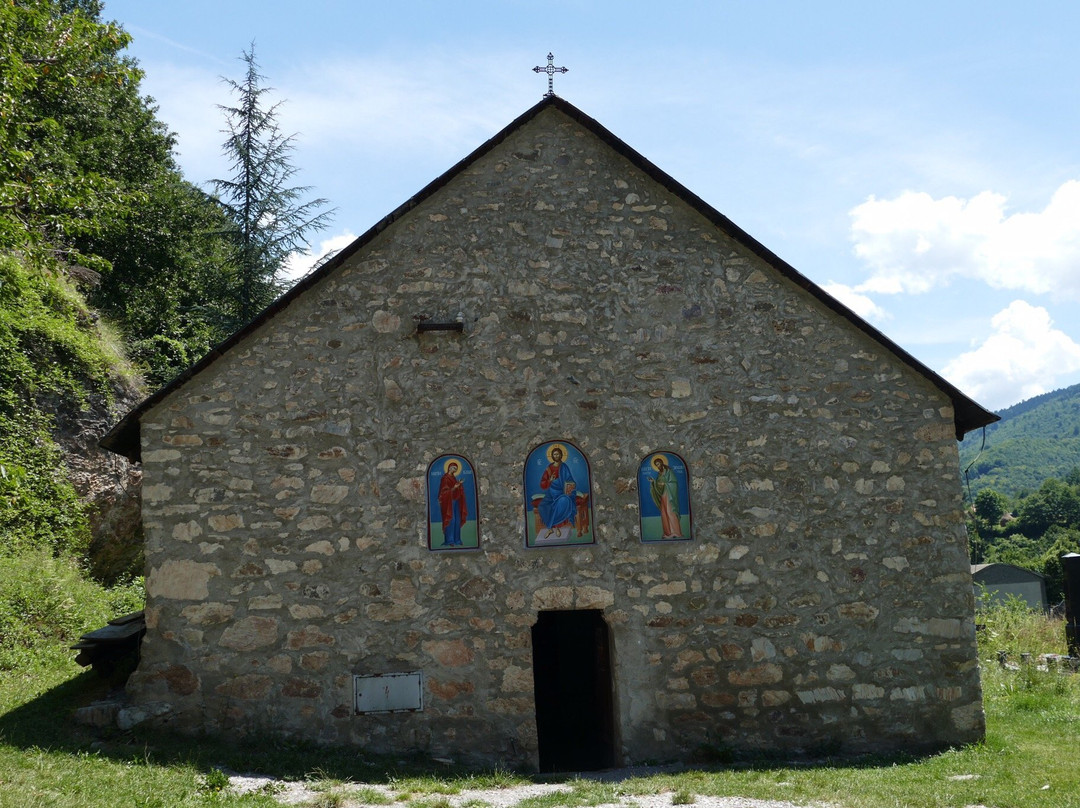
128, 105, 983, 768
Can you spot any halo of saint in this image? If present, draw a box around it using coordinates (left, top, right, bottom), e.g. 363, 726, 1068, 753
546, 443, 568, 463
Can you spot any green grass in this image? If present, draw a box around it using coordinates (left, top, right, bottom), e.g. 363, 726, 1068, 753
671, 788, 695, 804
352, 787, 395, 805
388, 777, 463, 796
0, 553, 143, 674
0, 601, 1078, 807
308, 793, 348, 808
976, 590, 1067, 659
457, 800, 493, 808
405, 798, 455, 808
516, 780, 623, 808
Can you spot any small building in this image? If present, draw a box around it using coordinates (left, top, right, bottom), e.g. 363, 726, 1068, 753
972, 563, 1047, 611
103, 95, 997, 771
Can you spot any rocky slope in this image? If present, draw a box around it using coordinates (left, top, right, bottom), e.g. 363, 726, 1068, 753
52, 380, 144, 584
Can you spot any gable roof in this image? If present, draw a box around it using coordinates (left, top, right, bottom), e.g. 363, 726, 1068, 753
101, 95, 998, 462
971, 563, 1047, 583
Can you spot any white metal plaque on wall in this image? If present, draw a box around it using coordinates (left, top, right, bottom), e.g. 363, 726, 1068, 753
354, 671, 424, 714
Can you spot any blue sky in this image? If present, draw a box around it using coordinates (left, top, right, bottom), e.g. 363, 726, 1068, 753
102, 1, 1080, 412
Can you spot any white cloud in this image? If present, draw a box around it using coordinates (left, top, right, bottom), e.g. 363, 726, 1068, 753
942, 300, 1080, 409
849, 181, 1080, 298
282, 231, 357, 283
821, 282, 890, 323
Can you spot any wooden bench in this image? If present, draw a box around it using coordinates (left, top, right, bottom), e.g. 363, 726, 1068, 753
72, 610, 145, 678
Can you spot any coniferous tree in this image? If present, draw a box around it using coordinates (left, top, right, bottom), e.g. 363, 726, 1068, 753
212, 46, 333, 324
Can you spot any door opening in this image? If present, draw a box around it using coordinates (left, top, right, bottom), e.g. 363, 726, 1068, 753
531, 609, 616, 772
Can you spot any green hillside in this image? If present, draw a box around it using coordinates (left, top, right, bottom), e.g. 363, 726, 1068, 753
1, 0, 245, 665
959, 383, 1080, 498
1, 0, 333, 664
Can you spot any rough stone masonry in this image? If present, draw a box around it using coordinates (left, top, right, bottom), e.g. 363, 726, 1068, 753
105, 97, 994, 770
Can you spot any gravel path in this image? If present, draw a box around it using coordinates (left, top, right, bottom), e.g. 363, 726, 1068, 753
225, 769, 827, 808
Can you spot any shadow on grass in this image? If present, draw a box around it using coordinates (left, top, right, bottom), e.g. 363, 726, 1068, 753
0, 666, 950, 787
0, 668, 477, 783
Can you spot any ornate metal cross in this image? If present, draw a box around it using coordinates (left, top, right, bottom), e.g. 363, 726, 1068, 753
533, 52, 568, 98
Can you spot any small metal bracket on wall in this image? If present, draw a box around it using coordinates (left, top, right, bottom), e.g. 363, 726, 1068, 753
416, 320, 464, 333
415, 313, 465, 334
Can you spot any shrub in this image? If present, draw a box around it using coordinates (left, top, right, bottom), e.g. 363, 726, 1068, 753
0, 255, 118, 408
0, 552, 143, 670
0, 411, 90, 558
975, 592, 1080, 720
0, 252, 135, 561
975, 591, 1066, 659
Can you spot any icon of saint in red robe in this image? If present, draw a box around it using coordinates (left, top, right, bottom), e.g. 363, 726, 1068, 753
438, 460, 468, 546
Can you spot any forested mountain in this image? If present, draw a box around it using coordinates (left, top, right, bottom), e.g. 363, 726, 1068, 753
959, 382, 1080, 499
959, 384, 1080, 600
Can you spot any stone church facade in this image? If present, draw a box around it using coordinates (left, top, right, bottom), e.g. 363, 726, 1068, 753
103, 97, 997, 771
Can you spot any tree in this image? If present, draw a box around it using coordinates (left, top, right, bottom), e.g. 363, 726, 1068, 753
983, 532, 1050, 572
212, 47, 333, 324
1041, 526, 1080, 603
0, 1, 246, 386
88, 174, 239, 385
974, 488, 1009, 527
1015, 477, 1080, 538
0, 0, 143, 257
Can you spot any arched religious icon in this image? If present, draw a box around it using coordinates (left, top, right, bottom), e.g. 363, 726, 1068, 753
524, 441, 595, 548
637, 451, 692, 543
426, 454, 480, 550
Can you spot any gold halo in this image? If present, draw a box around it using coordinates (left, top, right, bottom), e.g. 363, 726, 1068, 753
546, 443, 568, 463
649, 453, 668, 470
443, 457, 462, 475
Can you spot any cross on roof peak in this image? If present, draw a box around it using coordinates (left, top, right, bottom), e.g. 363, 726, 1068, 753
532, 52, 568, 99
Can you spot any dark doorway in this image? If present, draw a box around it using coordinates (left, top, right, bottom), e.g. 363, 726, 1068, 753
531, 609, 617, 772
